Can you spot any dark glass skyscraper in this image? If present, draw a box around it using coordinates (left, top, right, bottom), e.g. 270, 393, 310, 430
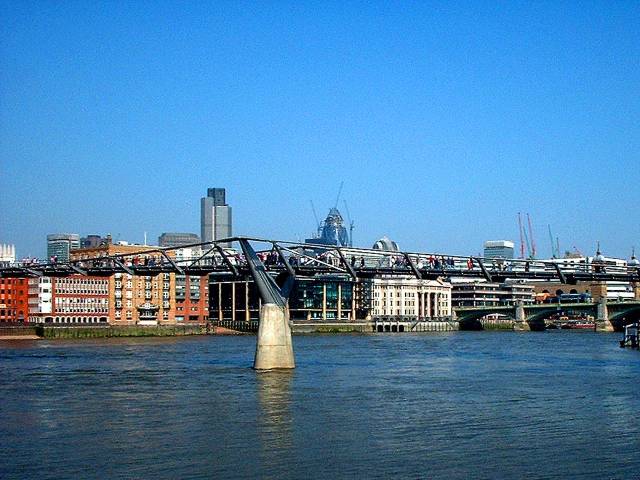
201, 188, 232, 246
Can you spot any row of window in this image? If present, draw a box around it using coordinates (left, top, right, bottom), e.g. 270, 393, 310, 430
373, 291, 449, 298
56, 308, 108, 313
373, 300, 449, 306
55, 298, 108, 304
0, 299, 25, 305
114, 311, 170, 320
0, 309, 27, 317
34, 316, 108, 324
56, 289, 109, 295
56, 279, 108, 286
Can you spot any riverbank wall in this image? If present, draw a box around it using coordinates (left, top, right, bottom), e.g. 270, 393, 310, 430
293, 322, 372, 334
0, 325, 41, 340
35, 325, 207, 339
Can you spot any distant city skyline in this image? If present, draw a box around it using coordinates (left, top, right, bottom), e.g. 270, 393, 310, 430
1, 2, 638, 259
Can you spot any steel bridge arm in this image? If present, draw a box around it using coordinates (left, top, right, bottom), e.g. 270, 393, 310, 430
111, 258, 134, 275
336, 248, 357, 280
239, 239, 286, 308
160, 251, 184, 275
403, 253, 422, 279
552, 263, 567, 284
474, 257, 492, 282
214, 244, 238, 277
273, 243, 296, 278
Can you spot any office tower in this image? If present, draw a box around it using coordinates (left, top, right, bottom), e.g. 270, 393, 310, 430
47, 233, 80, 263
201, 188, 232, 246
483, 240, 515, 259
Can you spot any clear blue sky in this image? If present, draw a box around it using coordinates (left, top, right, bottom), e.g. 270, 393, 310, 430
1, 1, 639, 259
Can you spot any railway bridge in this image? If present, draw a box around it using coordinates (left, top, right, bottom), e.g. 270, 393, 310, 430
454, 300, 640, 331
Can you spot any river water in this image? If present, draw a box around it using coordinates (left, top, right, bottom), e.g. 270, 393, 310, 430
1, 332, 639, 479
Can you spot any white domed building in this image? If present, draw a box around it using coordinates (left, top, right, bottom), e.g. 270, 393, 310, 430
372, 236, 399, 252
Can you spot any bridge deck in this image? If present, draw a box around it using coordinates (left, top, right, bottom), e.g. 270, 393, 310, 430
2, 236, 639, 284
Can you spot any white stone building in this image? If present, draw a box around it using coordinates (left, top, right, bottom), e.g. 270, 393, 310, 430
0, 243, 16, 265
370, 276, 452, 319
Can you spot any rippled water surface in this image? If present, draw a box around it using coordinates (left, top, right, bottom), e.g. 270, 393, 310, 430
1, 332, 639, 479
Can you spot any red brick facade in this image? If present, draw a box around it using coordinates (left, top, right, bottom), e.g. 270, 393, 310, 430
0, 278, 29, 323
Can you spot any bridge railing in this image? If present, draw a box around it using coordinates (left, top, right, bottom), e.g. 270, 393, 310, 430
2, 236, 639, 283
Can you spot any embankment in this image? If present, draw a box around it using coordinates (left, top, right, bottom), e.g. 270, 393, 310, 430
35, 325, 207, 339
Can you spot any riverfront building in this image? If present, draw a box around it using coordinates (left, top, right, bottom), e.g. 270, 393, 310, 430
28, 276, 109, 324
209, 273, 452, 326
451, 280, 535, 307
370, 276, 451, 319
210, 275, 358, 323
72, 244, 208, 326
548, 255, 636, 301
47, 233, 80, 263
201, 188, 232, 246
24, 242, 210, 326
0, 278, 28, 323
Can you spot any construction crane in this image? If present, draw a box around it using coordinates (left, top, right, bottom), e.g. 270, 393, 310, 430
527, 213, 537, 259
310, 200, 321, 233
334, 181, 344, 209
548, 225, 560, 258
343, 200, 355, 247
517, 212, 537, 259
518, 213, 526, 259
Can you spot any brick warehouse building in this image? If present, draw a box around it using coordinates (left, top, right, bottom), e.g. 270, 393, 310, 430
28, 276, 109, 324
0, 278, 29, 323
28, 241, 208, 326
65, 241, 208, 326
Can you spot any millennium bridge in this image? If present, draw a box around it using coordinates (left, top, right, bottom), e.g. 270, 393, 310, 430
2, 237, 638, 283
2, 237, 639, 369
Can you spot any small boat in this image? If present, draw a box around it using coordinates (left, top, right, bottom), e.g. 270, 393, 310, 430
563, 320, 595, 330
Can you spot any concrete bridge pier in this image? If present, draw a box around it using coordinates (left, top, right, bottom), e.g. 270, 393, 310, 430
239, 238, 295, 370
254, 304, 295, 370
513, 303, 530, 331
596, 298, 613, 332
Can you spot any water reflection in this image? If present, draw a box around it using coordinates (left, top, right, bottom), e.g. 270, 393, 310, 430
257, 371, 294, 456
2, 334, 640, 479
